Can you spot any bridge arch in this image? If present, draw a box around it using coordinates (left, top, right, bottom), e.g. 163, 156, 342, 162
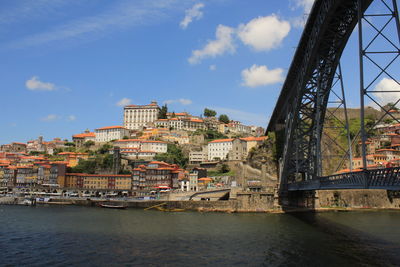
267, 0, 399, 192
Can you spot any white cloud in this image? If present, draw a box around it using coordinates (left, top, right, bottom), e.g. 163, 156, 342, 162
212, 106, 267, 127
41, 114, 59, 122
188, 25, 235, 64
241, 64, 285, 88
164, 98, 193, 105
180, 3, 204, 29
291, 0, 315, 28
26, 76, 56, 91
372, 78, 400, 107
294, 0, 314, 13
209, 64, 217, 71
116, 97, 132, 107
237, 15, 290, 51
67, 115, 76, 121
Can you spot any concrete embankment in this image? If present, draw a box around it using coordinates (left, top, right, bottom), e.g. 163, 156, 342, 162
285, 189, 400, 212
2, 189, 400, 213
67, 193, 277, 213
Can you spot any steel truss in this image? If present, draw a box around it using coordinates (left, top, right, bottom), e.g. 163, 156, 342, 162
268, 0, 400, 192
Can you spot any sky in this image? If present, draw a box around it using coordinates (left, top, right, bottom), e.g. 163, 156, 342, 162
1, 0, 399, 144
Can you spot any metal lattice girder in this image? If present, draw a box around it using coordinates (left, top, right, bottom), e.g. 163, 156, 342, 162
267, 0, 374, 192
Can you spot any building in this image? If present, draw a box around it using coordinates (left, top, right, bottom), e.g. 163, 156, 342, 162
228, 137, 267, 161
140, 140, 168, 153
95, 126, 130, 143
207, 137, 267, 161
189, 171, 199, 191
65, 173, 132, 190
124, 101, 160, 130
154, 118, 206, 132
120, 148, 157, 160
72, 130, 96, 147
207, 139, 233, 161
132, 161, 184, 193
113, 139, 167, 160
189, 150, 207, 164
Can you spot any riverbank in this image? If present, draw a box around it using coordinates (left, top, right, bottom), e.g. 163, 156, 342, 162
2, 191, 400, 213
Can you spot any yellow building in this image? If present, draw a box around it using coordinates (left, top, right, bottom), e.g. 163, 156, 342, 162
65, 173, 132, 190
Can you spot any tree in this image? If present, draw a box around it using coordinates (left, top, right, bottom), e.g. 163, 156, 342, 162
65, 142, 75, 147
158, 104, 168, 119
219, 163, 230, 173
204, 108, 217, 117
122, 136, 129, 140
154, 144, 188, 168
218, 114, 230, 124
83, 140, 95, 148
97, 143, 112, 154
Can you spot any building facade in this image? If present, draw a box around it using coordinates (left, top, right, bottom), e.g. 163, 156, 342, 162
124, 101, 160, 130
95, 126, 130, 143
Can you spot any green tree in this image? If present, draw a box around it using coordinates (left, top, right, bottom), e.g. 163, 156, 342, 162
65, 142, 75, 147
204, 108, 217, 117
219, 163, 230, 173
83, 140, 95, 148
69, 159, 97, 174
97, 143, 113, 154
122, 136, 129, 140
154, 144, 188, 168
218, 114, 230, 124
158, 104, 168, 119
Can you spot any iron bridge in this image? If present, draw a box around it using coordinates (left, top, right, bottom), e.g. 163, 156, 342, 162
267, 0, 400, 192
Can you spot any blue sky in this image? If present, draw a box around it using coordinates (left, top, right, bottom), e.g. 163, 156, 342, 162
1, 0, 399, 144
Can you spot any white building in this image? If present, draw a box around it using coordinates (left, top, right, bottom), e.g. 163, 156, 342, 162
189, 151, 207, 164
154, 117, 206, 131
120, 148, 157, 160
95, 126, 130, 143
124, 101, 160, 130
207, 139, 233, 161
112, 139, 167, 159
140, 140, 168, 153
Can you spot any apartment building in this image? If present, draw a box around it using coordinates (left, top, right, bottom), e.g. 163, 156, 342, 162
95, 126, 130, 143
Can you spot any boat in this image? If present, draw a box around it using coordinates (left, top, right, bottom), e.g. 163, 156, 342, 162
100, 203, 127, 209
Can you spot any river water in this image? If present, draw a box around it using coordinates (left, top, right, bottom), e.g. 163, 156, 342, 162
0, 206, 399, 266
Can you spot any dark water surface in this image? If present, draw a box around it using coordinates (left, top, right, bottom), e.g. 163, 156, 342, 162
1, 206, 400, 266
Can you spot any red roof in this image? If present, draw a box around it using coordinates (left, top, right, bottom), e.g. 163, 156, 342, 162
73, 132, 95, 138
209, 138, 234, 143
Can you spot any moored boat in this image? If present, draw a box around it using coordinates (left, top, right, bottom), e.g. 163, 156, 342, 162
100, 203, 127, 209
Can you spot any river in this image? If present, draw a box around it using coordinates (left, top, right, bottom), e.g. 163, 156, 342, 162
0, 206, 399, 266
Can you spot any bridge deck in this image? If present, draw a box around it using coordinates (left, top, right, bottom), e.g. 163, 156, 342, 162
287, 167, 400, 191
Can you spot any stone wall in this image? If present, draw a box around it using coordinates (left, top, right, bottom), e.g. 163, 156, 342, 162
285, 189, 400, 210
317, 189, 400, 209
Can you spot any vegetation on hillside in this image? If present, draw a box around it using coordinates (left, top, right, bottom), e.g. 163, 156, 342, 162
218, 114, 230, 124
154, 144, 188, 168
203, 108, 217, 117
192, 129, 228, 142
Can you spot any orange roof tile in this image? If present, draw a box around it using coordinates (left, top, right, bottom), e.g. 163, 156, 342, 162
73, 132, 95, 138
209, 138, 234, 143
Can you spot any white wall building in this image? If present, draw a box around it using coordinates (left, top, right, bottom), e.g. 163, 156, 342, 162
207, 139, 233, 161
124, 101, 160, 130
140, 140, 168, 153
95, 126, 130, 143
154, 118, 206, 132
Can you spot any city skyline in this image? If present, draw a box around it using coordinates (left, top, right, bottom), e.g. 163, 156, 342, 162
1, 0, 395, 144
